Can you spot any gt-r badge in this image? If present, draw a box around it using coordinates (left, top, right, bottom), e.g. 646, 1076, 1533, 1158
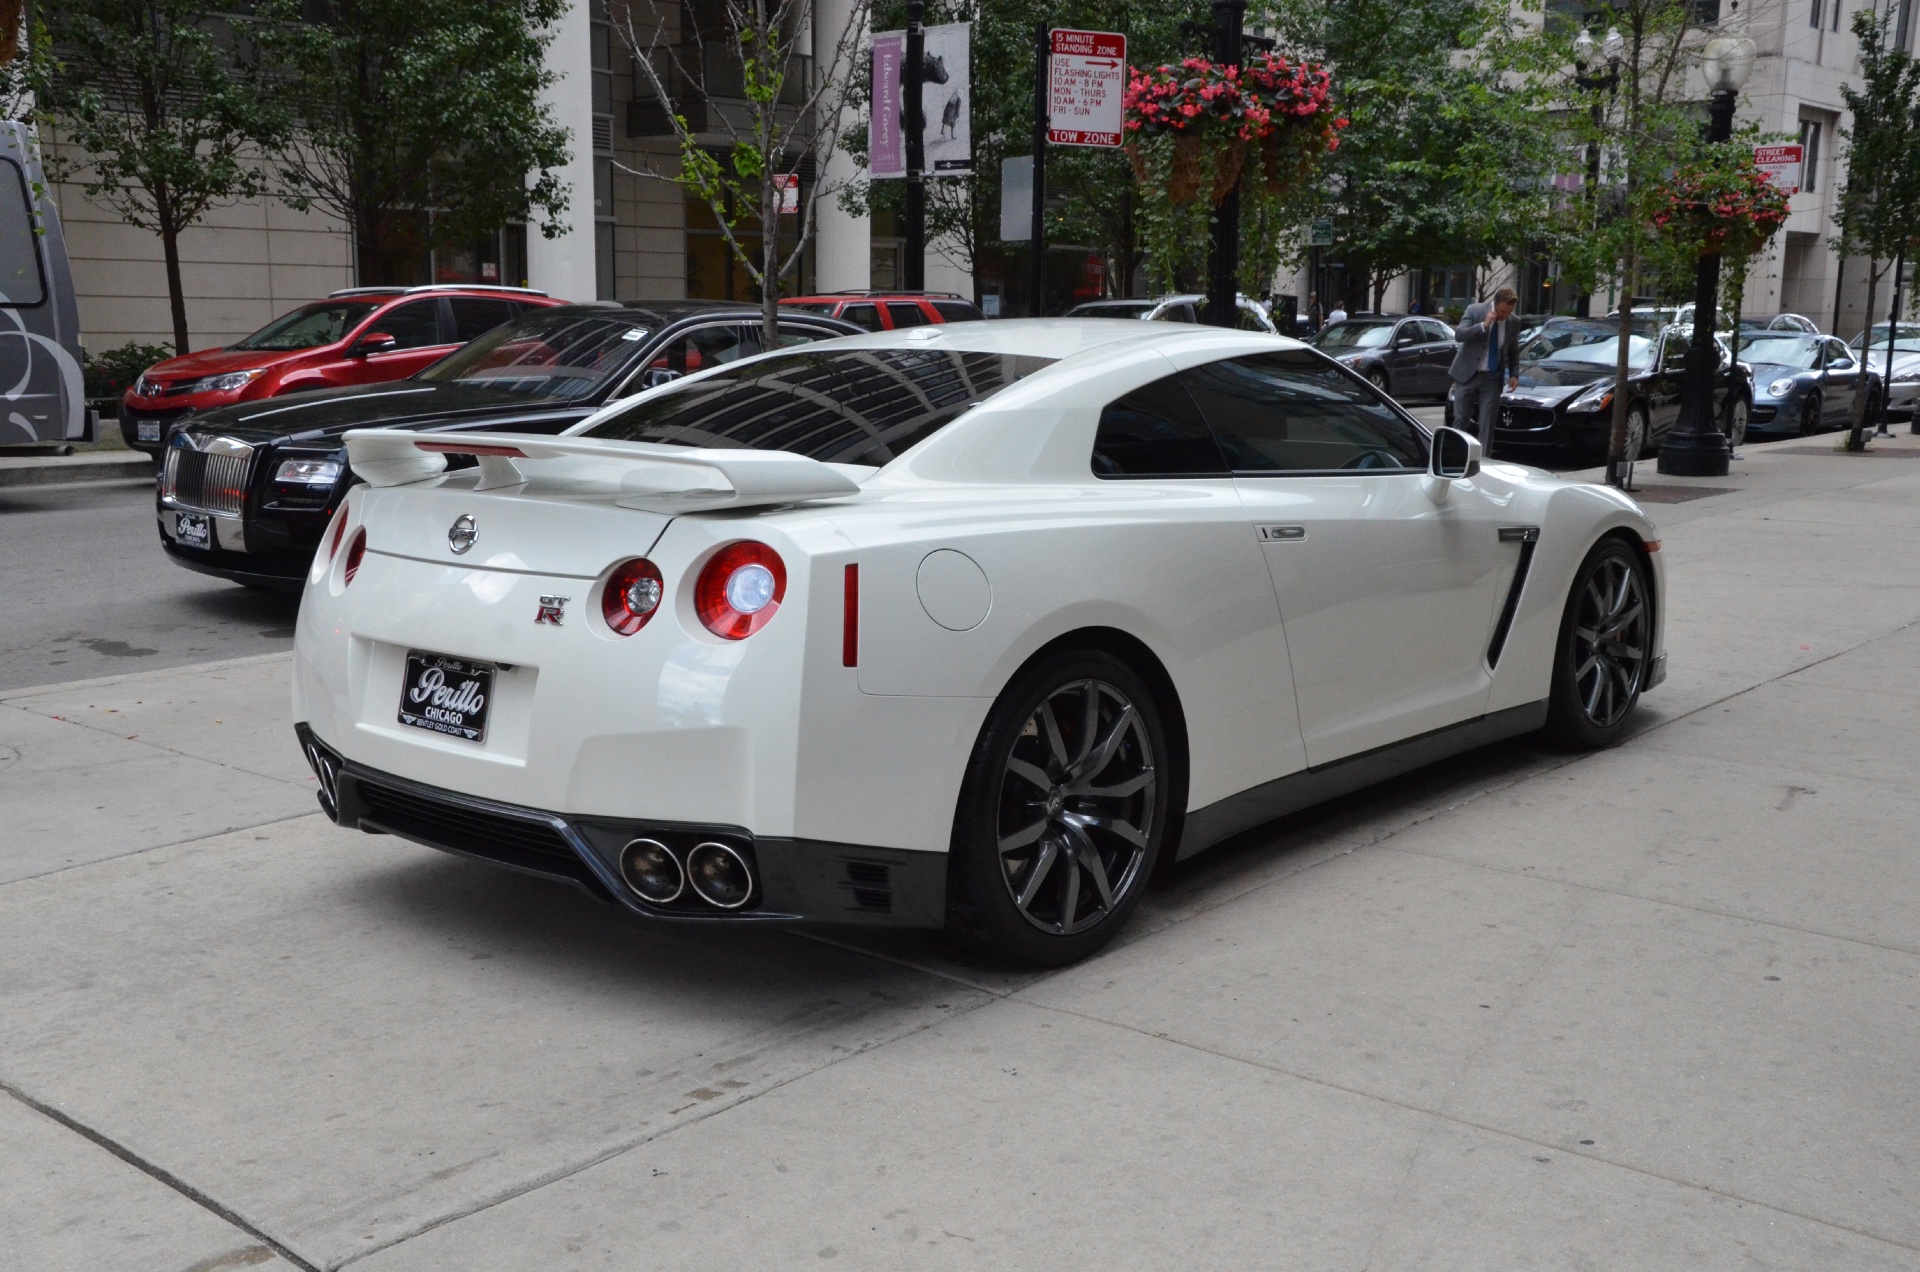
448, 515, 478, 554
535, 595, 570, 625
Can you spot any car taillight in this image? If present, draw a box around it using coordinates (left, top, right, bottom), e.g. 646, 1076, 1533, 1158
327, 505, 350, 562
343, 528, 367, 585
695, 541, 786, 640
603, 558, 665, 636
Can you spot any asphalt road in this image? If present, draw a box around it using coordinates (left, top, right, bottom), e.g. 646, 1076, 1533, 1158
0, 477, 300, 691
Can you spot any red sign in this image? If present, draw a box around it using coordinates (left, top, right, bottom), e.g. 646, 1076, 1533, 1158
774, 172, 799, 214
1754, 143, 1805, 195
1048, 29, 1127, 148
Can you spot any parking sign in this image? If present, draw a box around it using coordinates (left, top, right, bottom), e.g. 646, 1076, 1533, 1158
1754, 143, 1804, 195
1048, 29, 1126, 148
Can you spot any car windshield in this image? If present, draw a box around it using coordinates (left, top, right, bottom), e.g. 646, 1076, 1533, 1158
1858, 324, 1920, 349
1313, 322, 1394, 349
231, 302, 379, 351
580, 346, 1055, 465
785, 302, 838, 315
1068, 301, 1154, 319
1737, 335, 1821, 368
1521, 323, 1656, 371
416, 309, 649, 398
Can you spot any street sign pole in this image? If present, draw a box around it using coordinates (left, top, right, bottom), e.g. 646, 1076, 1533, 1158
903, 0, 925, 291
1029, 23, 1048, 316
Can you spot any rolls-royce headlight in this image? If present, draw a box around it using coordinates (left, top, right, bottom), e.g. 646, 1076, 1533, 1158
275, 458, 343, 486
1767, 377, 1797, 397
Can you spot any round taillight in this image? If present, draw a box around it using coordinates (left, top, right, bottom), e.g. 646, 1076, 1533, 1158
695, 541, 786, 640
343, 528, 367, 586
602, 558, 665, 636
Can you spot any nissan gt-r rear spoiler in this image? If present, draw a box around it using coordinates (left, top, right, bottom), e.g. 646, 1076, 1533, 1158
342, 428, 862, 513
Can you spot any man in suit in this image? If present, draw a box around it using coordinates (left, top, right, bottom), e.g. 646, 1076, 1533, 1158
1450, 285, 1521, 447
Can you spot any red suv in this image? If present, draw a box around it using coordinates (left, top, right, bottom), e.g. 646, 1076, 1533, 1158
780, 290, 985, 331
118, 285, 564, 457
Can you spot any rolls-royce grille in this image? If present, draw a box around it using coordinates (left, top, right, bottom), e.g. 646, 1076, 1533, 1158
166, 444, 254, 515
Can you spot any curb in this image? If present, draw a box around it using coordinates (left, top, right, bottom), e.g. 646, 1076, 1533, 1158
0, 452, 156, 489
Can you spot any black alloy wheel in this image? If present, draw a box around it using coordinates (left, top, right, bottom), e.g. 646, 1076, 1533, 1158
947, 649, 1169, 967
1545, 537, 1652, 749
1798, 393, 1822, 437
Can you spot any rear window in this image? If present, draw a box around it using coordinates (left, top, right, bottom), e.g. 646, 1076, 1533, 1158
886, 302, 929, 328
581, 347, 1055, 465
934, 300, 985, 322
840, 303, 881, 331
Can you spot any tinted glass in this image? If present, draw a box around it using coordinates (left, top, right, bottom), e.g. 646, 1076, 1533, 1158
1234, 305, 1271, 332
373, 299, 446, 350
1523, 322, 1656, 371
1421, 320, 1454, 343
1314, 321, 1394, 349
1066, 301, 1153, 319
416, 309, 650, 398
786, 302, 837, 315
448, 297, 518, 342
232, 301, 379, 351
582, 347, 1054, 465
1092, 376, 1228, 477
840, 303, 881, 330
933, 300, 985, 322
1154, 303, 1198, 323
647, 323, 760, 376
0, 158, 45, 306
1179, 351, 1427, 473
886, 301, 930, 328
1737, 335, 1820, 368
1826, 339, 1854, 367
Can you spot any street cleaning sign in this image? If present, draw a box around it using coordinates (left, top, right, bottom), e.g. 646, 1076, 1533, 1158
1754, 143, 1804, 195
1047, 29, 1126, 147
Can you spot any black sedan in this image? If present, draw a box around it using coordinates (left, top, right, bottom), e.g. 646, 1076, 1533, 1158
1488, 319, 1749, 465
1310, 316, 1459, 400
155, 301, 861, 589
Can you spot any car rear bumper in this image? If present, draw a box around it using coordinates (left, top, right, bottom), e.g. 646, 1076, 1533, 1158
297, 725, 946, 928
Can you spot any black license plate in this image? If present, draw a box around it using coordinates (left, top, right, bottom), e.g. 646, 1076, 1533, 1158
398, 652, 494, 743
175, 512, 210, 548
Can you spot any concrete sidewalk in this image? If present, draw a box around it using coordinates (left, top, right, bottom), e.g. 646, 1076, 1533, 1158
3, 434, 1918, 1271
0, 449, 153, 488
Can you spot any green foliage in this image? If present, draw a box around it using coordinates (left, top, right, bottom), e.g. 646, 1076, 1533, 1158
40, 0, 292, 351
0, 19, 59, 127
255, 0, 572, 279
83, 340, 174, 400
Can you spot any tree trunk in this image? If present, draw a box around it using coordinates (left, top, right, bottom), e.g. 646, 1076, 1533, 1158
159, 210, 190, 355
1606, 246, 1636, 487
1847, 261, 1881, 452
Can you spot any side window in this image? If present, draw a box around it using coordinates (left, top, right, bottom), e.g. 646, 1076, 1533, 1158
769, 322, 834, 349
1154, 303, 1198, 324
1234, 305, 1270, 332
886, 301, 930, 328
933, 300, 984, 322
1179, 351, 1427, 473
1091, 375, 1228, 478
1660, 332, 1690, 368
1421, 320, 1453, 344
448, 297, 518, 342
0, 158, 46, 307
371, 300, 447, 350
840, 303, 881, 331
639, 323, 761, 388
1827, 340, 1853, 369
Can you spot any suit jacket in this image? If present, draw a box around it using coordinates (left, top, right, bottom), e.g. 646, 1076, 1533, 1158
1449, 302, 1521, 383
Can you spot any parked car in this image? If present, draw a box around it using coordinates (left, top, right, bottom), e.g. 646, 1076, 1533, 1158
156, 301, 860, 589
1310, 315, 1458, 400
1849, 323, 1920, 422
119, 285, 564, 458
293, 318, 1665, 966
1489, 319, 1748, 463
781, 290, 984, 330
1062, 293, 1276, 332
1735, 312, 1820, 334
1739, 332, 1881, 437
1, 120, 92, 449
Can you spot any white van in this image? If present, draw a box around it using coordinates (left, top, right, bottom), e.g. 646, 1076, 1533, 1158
0, 120, 92, 448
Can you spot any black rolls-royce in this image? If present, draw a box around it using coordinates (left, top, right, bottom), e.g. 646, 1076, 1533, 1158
155, 301, 861, 590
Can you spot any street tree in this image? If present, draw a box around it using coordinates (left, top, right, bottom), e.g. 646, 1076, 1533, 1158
41, 0, 290, 353
616, 0, 873, 341
256, 0, 572, 286
1832, 7, 1920, 451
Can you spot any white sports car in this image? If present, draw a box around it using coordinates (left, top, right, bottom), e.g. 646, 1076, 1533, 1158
294, 320, 1666, 966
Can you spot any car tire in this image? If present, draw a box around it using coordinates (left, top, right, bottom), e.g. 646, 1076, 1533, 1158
1724, 394, 1750, 448
1367, 367, 1390, 396
946, 649, 1170, 967
1622, 403, 1648, 463
1543, 537, 1652, 751
1798, 393, 1821, 436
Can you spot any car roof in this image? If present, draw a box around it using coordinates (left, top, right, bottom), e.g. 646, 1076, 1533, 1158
789, 316, 1302, 365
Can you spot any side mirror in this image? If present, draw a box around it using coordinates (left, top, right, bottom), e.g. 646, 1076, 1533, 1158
1430, 426, 1482, 480
640, 367, 682, 390
352, 332, 398, 358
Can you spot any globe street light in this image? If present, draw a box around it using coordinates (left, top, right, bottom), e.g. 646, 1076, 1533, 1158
1658, 21, 1757, 477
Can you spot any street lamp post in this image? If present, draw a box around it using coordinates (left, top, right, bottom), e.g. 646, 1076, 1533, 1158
1657, 24, 1755, 478
1572, 27, 1623, 319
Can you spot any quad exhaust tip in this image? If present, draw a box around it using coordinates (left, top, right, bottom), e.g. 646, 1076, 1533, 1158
686, 841, 754, 909
619, 838, 685, 905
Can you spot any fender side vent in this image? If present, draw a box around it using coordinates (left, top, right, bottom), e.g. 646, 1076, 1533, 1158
1486, 538, 1537, 669
841, 860, 894, 912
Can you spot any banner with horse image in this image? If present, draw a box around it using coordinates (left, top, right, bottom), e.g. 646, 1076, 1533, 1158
870, 22, 970, 179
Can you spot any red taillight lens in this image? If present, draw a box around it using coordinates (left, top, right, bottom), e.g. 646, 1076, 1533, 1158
343, 528, 367, 586
602, 557, 665, 636
842, 563, 858, 667
695, 541, 786, 640
327, 505, 350, 562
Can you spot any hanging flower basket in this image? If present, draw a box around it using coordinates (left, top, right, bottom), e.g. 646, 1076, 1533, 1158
1121, 53, 1342, 295
1652, 160, 1790, 261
